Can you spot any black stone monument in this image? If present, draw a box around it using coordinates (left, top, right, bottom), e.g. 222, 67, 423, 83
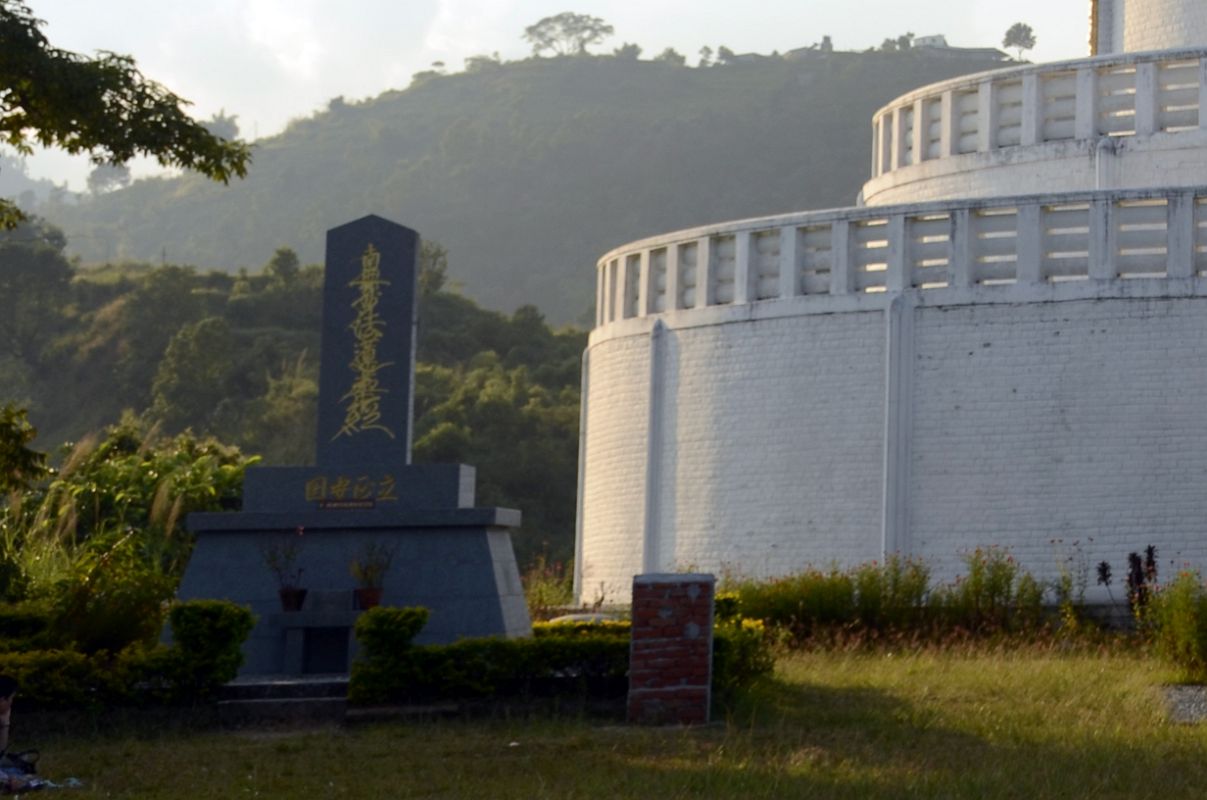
177, 215, 531, 676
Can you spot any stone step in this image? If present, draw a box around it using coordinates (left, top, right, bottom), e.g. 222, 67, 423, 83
220, 674, 349, 701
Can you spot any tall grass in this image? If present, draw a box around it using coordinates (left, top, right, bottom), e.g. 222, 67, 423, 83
24, 649, 1207, 800
727, 549, 1048, 642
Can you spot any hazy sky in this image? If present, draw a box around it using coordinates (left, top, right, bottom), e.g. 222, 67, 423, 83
18, 0, 1090, 189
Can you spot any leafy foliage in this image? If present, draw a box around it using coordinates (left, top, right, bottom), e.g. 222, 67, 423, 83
0, 403, 44, 493
523, 12, 614, 56
0, 0, 249, 227
165, 599, 255, 697
1151, 570, 1207, 682
1003, 22, 1037, 60
0, 599, 254, 709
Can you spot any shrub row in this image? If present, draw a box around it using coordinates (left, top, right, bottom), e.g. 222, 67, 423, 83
729, 550, 1046, 640
0, 600, 254, 710
348, 607, 774, 706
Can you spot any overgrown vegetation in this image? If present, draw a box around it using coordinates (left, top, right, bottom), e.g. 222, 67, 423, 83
726, 549, 1052, 644
0, 217, 584, 567
1151, 570, 1207, 683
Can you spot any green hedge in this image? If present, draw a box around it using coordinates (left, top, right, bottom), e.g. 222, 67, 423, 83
0, 599, 255, 710
349, 607, 774, 706
1151, 571, 1207, 682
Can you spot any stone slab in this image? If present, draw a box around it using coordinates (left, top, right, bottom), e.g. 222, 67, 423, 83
177, 525, 532, 676
241, 463, 475, 513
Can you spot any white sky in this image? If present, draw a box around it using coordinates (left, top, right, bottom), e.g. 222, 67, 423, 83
18, 0, 1090, 189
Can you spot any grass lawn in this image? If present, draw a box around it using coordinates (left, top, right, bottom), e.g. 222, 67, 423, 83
24, 647, 1207, 798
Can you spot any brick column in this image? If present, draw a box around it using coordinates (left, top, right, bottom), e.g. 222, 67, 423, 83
628, 573, 715, 725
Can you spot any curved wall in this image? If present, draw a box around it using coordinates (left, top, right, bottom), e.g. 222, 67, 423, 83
1124, 0, 1207, 51
862, 50, 1207, 206
578, 186, 1207, 602
580, 286, 1207, 602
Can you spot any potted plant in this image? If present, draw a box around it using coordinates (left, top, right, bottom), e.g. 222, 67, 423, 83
349, 541, 396, 610
260, 529, 307, 611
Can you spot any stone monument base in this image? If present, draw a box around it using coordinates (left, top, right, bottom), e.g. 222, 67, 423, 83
178, 506, 531, 676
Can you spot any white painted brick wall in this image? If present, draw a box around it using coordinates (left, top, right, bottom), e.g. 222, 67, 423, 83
578, 335, 650, 605
578, 294, 1207, 602
579, 312, 885, 601
1124, 0, 1207, 51
909, 297, 1207, 583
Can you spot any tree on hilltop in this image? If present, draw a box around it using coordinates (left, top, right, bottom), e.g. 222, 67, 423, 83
523, 12, 614, 56
654, 48, 686, 66
1003, 22, 1036, 60
0, 0, 250, 228
612, 42, 642, 60
86, 162, 130, 195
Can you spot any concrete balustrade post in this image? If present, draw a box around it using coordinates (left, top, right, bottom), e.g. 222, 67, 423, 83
779, 226, 800, 299
1089, 198, 1117, 280
1021, 72, 1043, 146
830, 221, 853, 295
950, 208, 973, 288
1135, 61, 1158, 135
1075, 67, 1098, 139
665, 245, 681, 312
1016, 205, 1042, 284
977, 81, 996, 152
940, 90, 956, 158
912, 98, 926, 163
1199, 58, 1207, 129
695, 237, 713, 309
637, 250, 652, 317
733, 230, 753, 306
891, 106, 906, 170
1167, 192, 1196, 278
885, 215, 908, 292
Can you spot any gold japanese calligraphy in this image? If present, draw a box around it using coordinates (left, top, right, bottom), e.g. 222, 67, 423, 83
304, 473, 400, 506
334, 243, 396, 440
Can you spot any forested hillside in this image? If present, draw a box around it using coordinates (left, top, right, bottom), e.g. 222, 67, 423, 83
1, 218, 583, 565
41, 49, 1008, 322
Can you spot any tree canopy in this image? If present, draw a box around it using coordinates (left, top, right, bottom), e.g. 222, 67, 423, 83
0, 0, 250, 227
1003, 23, 1036, 60
523, 12, 614, 56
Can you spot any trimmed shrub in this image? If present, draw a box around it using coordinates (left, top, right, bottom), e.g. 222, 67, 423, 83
1151, 570, 1207, 683
350, 607, 773, 706
354, 606, 430, 656
166, 599, 256, 698
0, 599, 255, 710
532, 620, 630, 638
350, 632, 629, 705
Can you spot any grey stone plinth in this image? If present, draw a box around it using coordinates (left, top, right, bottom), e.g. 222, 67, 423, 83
178, 511, 532, 676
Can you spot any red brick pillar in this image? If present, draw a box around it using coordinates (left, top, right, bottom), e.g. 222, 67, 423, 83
628, 573, 715, 725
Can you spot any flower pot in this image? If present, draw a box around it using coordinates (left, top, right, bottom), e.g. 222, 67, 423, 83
279, 587, 308, 612
353, 587, 383, 610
